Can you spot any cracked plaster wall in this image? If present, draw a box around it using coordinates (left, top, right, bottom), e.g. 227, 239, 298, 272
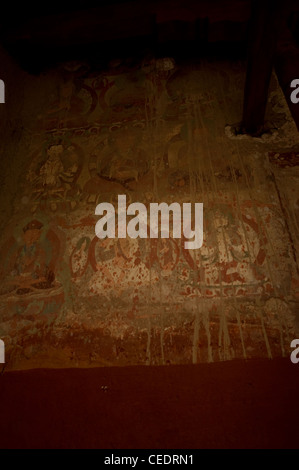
0, 50, 298, 369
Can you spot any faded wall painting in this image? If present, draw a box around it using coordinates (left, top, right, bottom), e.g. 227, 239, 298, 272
0, 58, 299, 369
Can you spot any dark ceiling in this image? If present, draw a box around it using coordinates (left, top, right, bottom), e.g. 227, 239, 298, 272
0, 0, 297, 71
0, 0, 298, 133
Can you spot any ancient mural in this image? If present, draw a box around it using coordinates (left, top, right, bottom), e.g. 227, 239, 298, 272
0, 58, 298, 369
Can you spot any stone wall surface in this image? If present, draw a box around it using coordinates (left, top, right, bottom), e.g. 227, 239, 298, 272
0, 53, 298, 369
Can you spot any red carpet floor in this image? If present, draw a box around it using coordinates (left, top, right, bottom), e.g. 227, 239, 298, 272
0, 358, 298, 449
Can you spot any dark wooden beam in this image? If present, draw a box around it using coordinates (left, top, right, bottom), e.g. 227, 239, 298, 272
242, 0, 283, 135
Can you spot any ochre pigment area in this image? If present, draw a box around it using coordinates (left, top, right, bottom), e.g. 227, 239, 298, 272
0, 48, 299, 370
